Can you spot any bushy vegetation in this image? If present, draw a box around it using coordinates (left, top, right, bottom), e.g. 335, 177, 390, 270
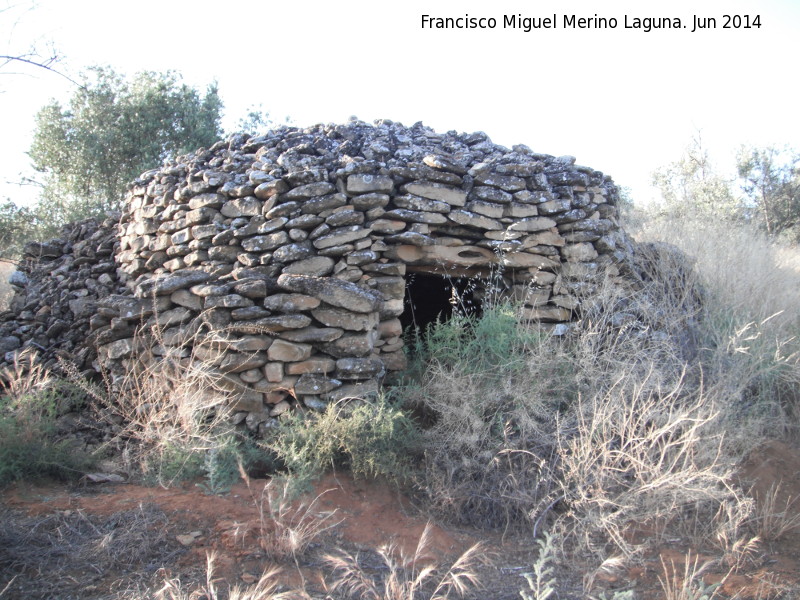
389, 216, 799, 575
652, 135, 800, 242
29, 67, 222, 227
266, 394, 420, 494
0, 350, 95, 485
0, 67, 285, 261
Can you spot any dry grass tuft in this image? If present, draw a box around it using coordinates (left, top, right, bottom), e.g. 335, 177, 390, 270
155, 551, 309, 600
0, 349, 95, 484
632, 215, 800, 333
657, 552, 727, 600
323, 522, 485, 600
60, 313, 246, 487
748, 482, 800, 542
405, 215, 800, 565
553, 369, 738, 558
239, 466, 341, 563
0, 347, 52, 401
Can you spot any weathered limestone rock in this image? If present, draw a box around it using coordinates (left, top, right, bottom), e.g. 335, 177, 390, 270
221, 197, 262, 218
264, 293, 321, 312
347, 174, 394, 194
294, 374, 342, 395
320, 332, 377, 358
277, 274, 383, 313
310, 307, 379, 331
279, 327, 344, 343
137, 271, 212, 297
285, 357, 337, 375
267, 339, 313, 362
402, 182, 467, 206
336, 358, 385, 379
282, 256, 336, 276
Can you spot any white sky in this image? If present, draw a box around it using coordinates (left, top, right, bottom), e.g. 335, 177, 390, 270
1, 0, 798, 207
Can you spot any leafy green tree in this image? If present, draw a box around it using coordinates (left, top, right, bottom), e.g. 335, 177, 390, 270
737, 145, 800, 239
28, 67, 223, 224
652, 135, 741, 220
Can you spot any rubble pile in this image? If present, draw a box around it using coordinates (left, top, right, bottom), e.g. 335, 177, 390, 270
0, 216, 122, 373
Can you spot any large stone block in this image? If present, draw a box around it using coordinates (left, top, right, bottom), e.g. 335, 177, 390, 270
136, 270, 212, 297
267, 339, 313, 362
264, 293, 321, 312
347, 174, 394, 194
402, 182, 466, 206
277, 274, 383, 313
285, 356, 337, 375
311, 307, 379, 331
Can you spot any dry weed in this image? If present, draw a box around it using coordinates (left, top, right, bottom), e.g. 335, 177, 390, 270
240, 467, 341, 562
412, 243, 751, 558
323, 522, 485, 600
0, 347, 52, 400
657, 552, 727, 600
633, 217, 800, 332
748, 482, 800, 542
0, 504, 181, 599
705, 498, 761, 572
552, 366, 738, 558
156, 551, 309, 600
61, 312, 246, 485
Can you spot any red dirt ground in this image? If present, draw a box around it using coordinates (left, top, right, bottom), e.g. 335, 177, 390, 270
3, 441, 800, 599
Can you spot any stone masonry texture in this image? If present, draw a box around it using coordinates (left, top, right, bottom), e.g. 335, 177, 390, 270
0, 119, 636, 434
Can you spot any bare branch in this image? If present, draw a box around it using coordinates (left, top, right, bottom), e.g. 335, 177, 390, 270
0, 53, 83, 88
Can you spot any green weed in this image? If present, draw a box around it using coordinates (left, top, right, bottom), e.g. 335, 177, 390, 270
520, 532, 557, 600
266, 393, 420, 493
197, 435, 245, 495
0, 352, 95, 485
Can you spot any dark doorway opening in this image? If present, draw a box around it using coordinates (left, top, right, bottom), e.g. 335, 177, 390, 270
400, 272, 482, 335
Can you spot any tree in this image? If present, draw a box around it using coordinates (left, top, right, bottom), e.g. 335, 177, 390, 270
737, 145, 800, 239
652, 134, 741, 220
28, 67, 223, 226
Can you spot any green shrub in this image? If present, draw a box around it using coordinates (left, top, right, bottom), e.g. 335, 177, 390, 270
197, 434, 254, 495
399, 302, 570, 528
266, 393, 420, 492
0, 382, 95, 486
520, 532, 557, 600
406, 301, 542, 378
139, 439, 206, 487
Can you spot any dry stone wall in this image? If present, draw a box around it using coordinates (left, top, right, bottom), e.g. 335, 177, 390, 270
1, 119, 635, 433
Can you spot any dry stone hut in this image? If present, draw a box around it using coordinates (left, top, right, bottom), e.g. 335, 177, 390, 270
1, 119, 635, 432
